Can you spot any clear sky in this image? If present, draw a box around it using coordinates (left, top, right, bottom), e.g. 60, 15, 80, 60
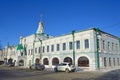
0, 0, 120, 48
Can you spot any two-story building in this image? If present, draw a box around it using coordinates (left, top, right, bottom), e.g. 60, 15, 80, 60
16, 20, 120, 71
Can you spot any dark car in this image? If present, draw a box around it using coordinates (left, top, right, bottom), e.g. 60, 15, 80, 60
0, 60, 4, 65
29, 63, 45, 70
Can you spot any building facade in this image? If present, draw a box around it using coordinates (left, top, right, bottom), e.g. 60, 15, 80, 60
2, 20, 120, 71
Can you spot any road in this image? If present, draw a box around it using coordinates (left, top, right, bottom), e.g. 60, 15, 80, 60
0, 66, 120, 80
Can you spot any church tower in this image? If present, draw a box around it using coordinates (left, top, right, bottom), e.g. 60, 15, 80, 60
36, 21, 44, 34
36, 15, 44, 34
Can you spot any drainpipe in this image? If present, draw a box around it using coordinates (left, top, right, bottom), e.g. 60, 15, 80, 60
32, 34, 36, 64
72, 30, 75, 66
40, 40, 42, 63
95, 28, 100, 70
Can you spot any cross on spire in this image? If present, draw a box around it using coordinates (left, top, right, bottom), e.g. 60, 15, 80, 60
40, 14, 43, 22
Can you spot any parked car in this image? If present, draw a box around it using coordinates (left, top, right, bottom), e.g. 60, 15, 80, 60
29, 63, 45, 70
4, 62, 15, 67
0, 60, 4, 65
54, 62, 76, 73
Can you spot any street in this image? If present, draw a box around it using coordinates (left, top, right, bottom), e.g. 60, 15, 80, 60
0, 66, 120, 80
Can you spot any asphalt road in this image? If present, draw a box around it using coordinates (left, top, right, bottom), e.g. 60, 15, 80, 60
0, 66, 120, 80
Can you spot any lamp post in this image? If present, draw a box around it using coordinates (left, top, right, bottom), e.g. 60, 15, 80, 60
72, 30, 75, 66
95, 28, 100, 70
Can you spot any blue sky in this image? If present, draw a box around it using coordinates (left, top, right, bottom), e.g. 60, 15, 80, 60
0, 0, 120, 48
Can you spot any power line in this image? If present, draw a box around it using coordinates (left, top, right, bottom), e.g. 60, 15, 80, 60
100, 22, 120, 30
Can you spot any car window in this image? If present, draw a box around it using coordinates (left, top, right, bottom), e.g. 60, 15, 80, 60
63, 63, 67, 66
58, 63, 67, 66
58, 63, 63, 66
36, 64, 40, 66
32, 64, 35, 66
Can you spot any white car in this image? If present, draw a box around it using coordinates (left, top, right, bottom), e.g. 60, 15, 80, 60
54, 62, 76, 73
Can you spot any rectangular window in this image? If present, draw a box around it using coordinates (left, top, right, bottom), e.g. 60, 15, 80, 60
108, 42, 110, 51
63, 43, 66, 50
85, 39, 89, 49
35, 48, 37, 53
97, 39, 100, 50
38, 47, 41, 53
109, 58, 111, 66
112, 43, 114, 51
28, 49, 30, 55
51, 45, 54, 52
76, 40, 80, 49
117, 58, 119, 66
103, 40, 105, 50
69, 42, 73, 50
47, 45, 49, 52
113, 58, 115, 66
116, 44, 118, 53
104, 57, 106, 67
31, 49, 33, 55
57, 44, 60, 51
43, 46, 45, 53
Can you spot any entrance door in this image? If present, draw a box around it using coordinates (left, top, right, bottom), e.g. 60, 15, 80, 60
52, 57, 59, 65
78, 57, 89, 67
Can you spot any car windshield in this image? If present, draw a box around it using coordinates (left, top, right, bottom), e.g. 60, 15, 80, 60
35, 64, 41, 66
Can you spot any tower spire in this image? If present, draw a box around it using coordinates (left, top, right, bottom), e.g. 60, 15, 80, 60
40, 14, 43, 22
36, 14, 44, 34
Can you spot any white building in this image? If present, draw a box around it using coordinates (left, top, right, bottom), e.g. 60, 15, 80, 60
4, 20, 120, 71
0, 45, 18, 65
0, 49, 4, 61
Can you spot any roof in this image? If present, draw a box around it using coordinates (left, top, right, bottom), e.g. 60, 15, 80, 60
43, 28, 119, 41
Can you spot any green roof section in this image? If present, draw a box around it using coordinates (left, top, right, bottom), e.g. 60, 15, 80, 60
17, 44, 23, 50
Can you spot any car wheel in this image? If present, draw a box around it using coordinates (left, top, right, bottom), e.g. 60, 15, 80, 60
41, 68, 44, 71
54, 68, 58, 72
72, 70, 75, 72
30, 67, 32, 70
65, 69, 69, 73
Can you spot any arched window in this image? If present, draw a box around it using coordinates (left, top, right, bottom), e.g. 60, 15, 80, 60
8, 58, 13, 64
78, 56, 89, 67
52, 57, 59, 65
19, 59, 24, 66
64, 57, 72, 64
43, 58, 49, 65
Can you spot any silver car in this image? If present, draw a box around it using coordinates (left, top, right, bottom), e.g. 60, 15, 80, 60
54, 62, 76, 73
29, 63, 45, 70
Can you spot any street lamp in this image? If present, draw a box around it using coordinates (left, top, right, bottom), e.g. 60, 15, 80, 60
72, 30, 75, 66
